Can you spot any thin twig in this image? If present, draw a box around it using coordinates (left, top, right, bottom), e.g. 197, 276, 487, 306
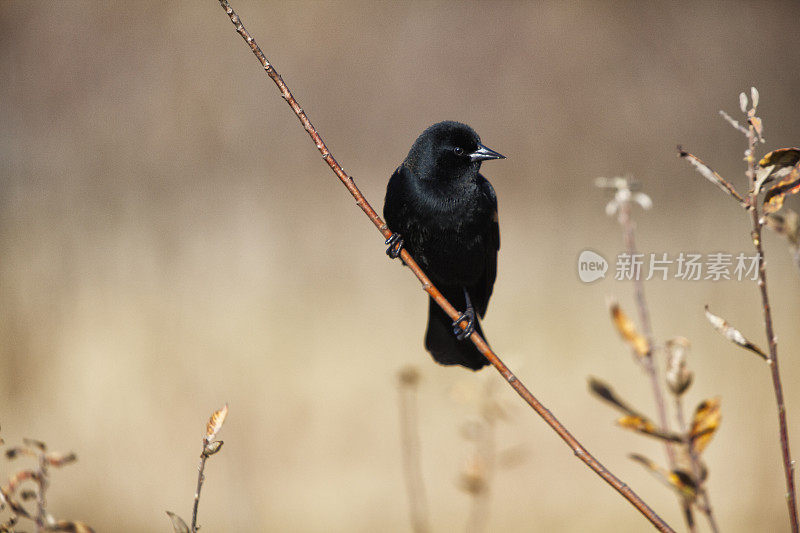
466, 380, 497, 533
397, 368, 430, 533
719, 110, 749, 136
217, 2, 675, 531
34, 452, 48, 533
190, 452, 208, 533
745, 121, 799, 533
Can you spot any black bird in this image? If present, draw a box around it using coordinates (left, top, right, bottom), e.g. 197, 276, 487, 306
383, 121, 504, 370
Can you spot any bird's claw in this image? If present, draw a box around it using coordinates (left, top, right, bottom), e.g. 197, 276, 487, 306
385, 233, 404, 259
452, 307, 476, 340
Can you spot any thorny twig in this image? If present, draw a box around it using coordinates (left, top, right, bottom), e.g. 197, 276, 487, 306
217, 1, 675, 531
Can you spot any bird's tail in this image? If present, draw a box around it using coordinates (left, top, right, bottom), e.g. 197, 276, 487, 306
424, 293, 489, 371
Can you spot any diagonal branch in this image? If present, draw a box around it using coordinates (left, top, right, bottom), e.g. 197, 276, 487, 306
217, 2, 674, 531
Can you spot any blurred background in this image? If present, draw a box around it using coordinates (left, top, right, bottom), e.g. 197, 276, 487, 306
2, 1, 799, 531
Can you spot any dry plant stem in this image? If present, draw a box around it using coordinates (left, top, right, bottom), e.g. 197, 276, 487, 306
674, 398, 720, 533
398, 382, 430, 533
618, 201, 691, 529
217, 2, 674, 531
35, 454, 47, 533
745, 127, 799, 533
618, 200, 672, 458
467, 384, 497, 533
190, 453, 208, 533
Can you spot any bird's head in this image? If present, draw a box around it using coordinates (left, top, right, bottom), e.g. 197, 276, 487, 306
406, 121, 505, 182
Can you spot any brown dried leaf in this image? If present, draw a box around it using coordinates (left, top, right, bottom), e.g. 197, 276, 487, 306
458, 455, 487, 495
22, 438, 46, 452
757, 148, 800, 195
690, 398, 722, 454
46, 452, 77, 468
5, 447, 36, 460
52, 521, 96, 533
166, 511, 190, 533
764, 210, 800, 246
587, 377, 640, 417
704, 306, 768, 360
617, 415, 683, 443
764, 162, 800, 215
759, 148, 800, 169
205, 403, 229, 443
678, 147, 745, 204
609, 303, 650, 358
629, 454, 697, 499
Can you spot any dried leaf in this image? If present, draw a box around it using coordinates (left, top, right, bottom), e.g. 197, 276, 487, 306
704, 306, 768, 360
749, 116, 764, 141
22, 438, 46, 452
51, 521, 95, 533
678, 147, 745, 204
166, 511, 190, 533
690, 398, 722, 454
397, 365, 420, 387
609, 302, 650, 358
763, 162, 800, 214
587, 377, 640, 417
764, 210, 800, 246
755, 165, 776, 195
45, 452, 77, 467
759, 148, 800, 169
458, 455, 487, 495
205, 404, 229, 443
203, 440, 224, 457
617, 415, 683, 443
629, 454, 697, 499
5, 447, 36, 460
757, 148, 800, 195
665, 337, 693, 396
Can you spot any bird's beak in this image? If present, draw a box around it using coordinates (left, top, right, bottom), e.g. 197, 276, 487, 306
469, 143, 506, 162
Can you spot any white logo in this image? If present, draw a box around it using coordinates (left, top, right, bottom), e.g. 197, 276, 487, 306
578, 250, 608, 283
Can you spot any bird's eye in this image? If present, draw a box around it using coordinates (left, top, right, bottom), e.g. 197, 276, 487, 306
453, 147, 464, 155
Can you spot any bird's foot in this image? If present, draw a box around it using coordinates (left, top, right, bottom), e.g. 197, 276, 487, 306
385, 233, 404, 259
452, 306, 476, 340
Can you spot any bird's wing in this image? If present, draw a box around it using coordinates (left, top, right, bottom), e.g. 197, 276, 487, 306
475, 175, 499, 318
383, 164, 413, 235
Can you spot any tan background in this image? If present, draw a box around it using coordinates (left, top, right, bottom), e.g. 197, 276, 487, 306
2, 1, 799, 531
